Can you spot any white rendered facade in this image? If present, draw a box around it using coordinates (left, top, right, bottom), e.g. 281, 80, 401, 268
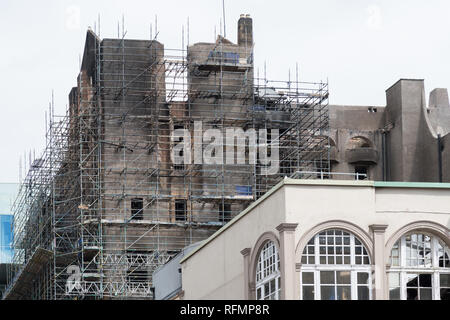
180, 179, 450, 300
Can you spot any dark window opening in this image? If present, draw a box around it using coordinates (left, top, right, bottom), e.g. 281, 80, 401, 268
131, 198, 144, 220
174, 125, 185, 170
355, 166, 368, 180
219, 203, 232, 223
175, 200, 187, 221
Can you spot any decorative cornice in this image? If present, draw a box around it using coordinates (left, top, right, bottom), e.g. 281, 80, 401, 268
240, 248, 251, 257
369, 224, 388, 233
276, 223, 298, 233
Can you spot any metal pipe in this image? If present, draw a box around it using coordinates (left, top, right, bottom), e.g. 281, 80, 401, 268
382, 130, 387, 181
438, 134, 443, 182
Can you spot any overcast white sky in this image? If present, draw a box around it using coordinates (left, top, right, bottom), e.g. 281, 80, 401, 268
0, 0, 449, 183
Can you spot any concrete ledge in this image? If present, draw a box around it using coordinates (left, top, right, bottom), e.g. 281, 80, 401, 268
346, 147, 378, 164
374, 181, 450, 189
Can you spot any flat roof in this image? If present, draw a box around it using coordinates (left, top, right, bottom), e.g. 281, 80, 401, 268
385, 78, 424, 92
180, 179, 450, 264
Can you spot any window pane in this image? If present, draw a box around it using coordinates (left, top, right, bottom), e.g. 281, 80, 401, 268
302, 286, 314, 300
419, 274, 432, 288
336, 286, 351, 300
357, 272, 369, 285
420, 288, 432, 300
337, 271, 351, 284
440, 274, 450, 287
270, 278, 276, 290
388, 273, 400, 287
440, 288, 450, 300
389, 287, 400, 300
358, 286, 369, 300
439, 254, 450, 268
407, 288, 418, 300
406, 274, 418, 288
321, 286, 335, 300
320, 271, 335, 284
302, 272, 314, 285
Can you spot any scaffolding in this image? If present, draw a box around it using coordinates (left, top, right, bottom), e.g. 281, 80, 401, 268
4, 22, 329, 299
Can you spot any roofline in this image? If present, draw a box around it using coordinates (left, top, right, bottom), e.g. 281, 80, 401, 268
374, 181, 450, 189
385, 78, 424, 92
180, 179, 450, 264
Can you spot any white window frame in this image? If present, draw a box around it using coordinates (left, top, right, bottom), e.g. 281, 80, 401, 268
387, 233, 450, 300
256, 241, 281, 300
300, 230, 372, 300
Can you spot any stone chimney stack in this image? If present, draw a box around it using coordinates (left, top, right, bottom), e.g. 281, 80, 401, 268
238, 14, 253, 47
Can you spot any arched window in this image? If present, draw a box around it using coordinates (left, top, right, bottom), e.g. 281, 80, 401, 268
300, 229, 372, 300
255, 241, 280, 300
388, 233, 450, 300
